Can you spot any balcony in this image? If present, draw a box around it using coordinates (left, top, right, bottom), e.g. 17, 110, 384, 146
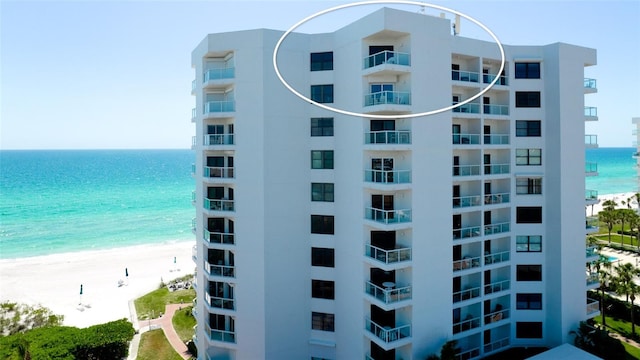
453, 256, 481, 272
365, 208, 412, 224
586, 216, 599, 233
586, 246, 598, 259
455, 347, 480, 360
365, 244, 411, 265
453, 314, 480, 334
205, 291, 235, 310
191, 135, 197, 149
585, 162, 598, 176
204, 134, 234, 146
484, 192, 510, 205
364, 169, 411, 185
205, 100, 235, 114
484, 250, 510, 266
206, 262, 235, 278
586, 272, 599, 287
586, 189, 598, 204
453, 226, 481, 240
204, 167, 235, 179
484, 337, 510, 354
452, 133, 480, 145
364, 131, 411, 145
204, 198, 235, 212
452, 103, 480, 114
484, 308, 509, 325
585, 134, 598, 148
484, 164, 510, 175
204, 67, 235, 82
365, 318, 411, 344
364, 281, 412, 305
484, 280, 509, 295
484, 134, 509, 145
452, 70, 480, 83
363, 50, 411, 72
587, 298, 600, 317
452, 195, 482, 209
453, 286, 481, 303
584, 106, 598, 121
484, 222, 510, 236
483, 73, 508, 86
191, 217, 196, 234
584, 78, 597, 93
452, 165, 481, 177
364, 91, 411, 106
206, 324, 236, 344
191, 108, 197, 121
204, 229, 235, 246
483, 104, 509, 116
192, 245, 197, 262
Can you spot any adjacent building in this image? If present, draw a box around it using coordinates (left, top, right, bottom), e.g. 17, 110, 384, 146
190, 7, 599, 360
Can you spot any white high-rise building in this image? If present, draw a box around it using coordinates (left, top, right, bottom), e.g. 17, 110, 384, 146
190, 7, 599, 360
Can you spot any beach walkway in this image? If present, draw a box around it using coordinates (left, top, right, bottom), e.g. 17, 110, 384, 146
128, 303, 191, 360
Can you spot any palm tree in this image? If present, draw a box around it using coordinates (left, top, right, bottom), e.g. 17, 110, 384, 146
628, 212, 640, 249
618, 209, 637, 247
614, 262, 640, 302
629, 282, 639, 336
599, 209, 617, 245
595, 256, 613, 327
603, 199, 617, 212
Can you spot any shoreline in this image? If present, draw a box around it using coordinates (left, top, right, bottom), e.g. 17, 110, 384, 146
0, 240, 195, 329
588, 191, 638, 215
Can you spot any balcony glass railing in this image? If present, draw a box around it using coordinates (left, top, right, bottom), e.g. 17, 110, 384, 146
587, 272, 599, 286
192, 108, 197, 119
365, 244, 411, 264
484, 134, 509, 145
365, 208, 412, 224
586, 189, 598, 201
452, 70, 480, 83
204, 198, 235, 212
192, 79, 196, 91
452, 195, 482, 208
584, 78, 597, 89
586, 216, 599, 231
452, 102, 480, 114
191, 190, 196, 203
365, 318, 411, 343
206, 262, 235, 278
192, 245, 197, 261
453, 315, 480, 334
585, 106, 598, 117
452, 133, 480, 145
484, 308, 509, 325
191, 217, 196, 233
453, 255, 481, 271
484, 163, 510, 175
587, 299, 600, 315
204, 67, 235, 81
483, 104, 509, 115
484, 250, 510, 265
455, 348, 480, 360
364, 50, 411, 69
191, 136, 197, 148
484, 222, 510, 235
484, 279, 510, 295
585, 134, 598, 146
453, 226, 481, 240
364, 91, 411, 106
206, 100, 235, 113
484, 337, 510, 354
205, 292, 235, 310
364, 281, 412, 304
364, 169, 411, 184
204, 134, 235, 146
204, 166, 235, 179
484, 192, 510, 205
586, 246, 598, 258
585, 162, 598, 173
204, 229, 235, 245
452, 165, 481, 177
206, 324, 236, 343
453, 285, 481, 303
364, 130, 411, 145
483, 74, 508, 86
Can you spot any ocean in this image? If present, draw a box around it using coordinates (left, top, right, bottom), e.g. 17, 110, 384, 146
0, 148, 636, 259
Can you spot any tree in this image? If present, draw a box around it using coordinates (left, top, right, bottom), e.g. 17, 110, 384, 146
630, 283, 639, 336
598, 209, 617, 245
617, 209, 637, 247
614, 263, 640, 303
595, 256, 613, 327
628, 212, 640, 249
439, 340, 459, 360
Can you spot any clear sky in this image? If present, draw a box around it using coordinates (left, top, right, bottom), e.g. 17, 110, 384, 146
1, 0, 639, 149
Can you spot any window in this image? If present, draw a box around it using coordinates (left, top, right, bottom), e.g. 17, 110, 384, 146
516, 149, 541, 165
515, 91, 541, 107
311, 247, 335, 267
516, 120, 541, 137
312, 280, 335, 299
311, 85, 334, 103
310, 52, 333, 71
515, 62, 540, 79
516, 235, 542, 252
516, 178, 542, 194
311, 215, 334, 235
517, 207, 542, 223
311, 183, 334, 202
312, 312, 335, 332
517, 265, 542, 281
516, 322, 543, 338
516, 293, 542, 310
311, 150, 334, 169
311, 118, 334, 136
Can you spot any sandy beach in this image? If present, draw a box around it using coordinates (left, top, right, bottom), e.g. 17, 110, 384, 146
587, 191, 639, 215
0, 240, 195, 329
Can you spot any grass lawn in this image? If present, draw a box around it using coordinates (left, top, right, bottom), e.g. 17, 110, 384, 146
137, 329, 184, 360
134, 287, 196, 320
594, 315, 640, 359
172, 306, 196, 342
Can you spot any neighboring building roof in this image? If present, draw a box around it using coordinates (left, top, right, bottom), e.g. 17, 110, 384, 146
527, 344, 602, 359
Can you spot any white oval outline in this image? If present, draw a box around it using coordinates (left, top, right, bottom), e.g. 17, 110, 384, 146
272, 0, 505, 119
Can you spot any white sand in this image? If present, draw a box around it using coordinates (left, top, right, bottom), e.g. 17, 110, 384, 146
0, 240, 195, 328
586, 192, 638, 216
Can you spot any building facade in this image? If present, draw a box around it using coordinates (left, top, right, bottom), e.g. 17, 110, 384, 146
190, 7, 599, 360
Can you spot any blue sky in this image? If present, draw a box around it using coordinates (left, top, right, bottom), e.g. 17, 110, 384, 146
1, 0, 638, 149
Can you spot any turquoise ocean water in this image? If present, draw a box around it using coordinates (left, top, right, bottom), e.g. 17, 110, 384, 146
0, 148, 636, 259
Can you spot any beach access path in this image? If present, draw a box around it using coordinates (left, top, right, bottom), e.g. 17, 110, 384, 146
129, 303, 191, 360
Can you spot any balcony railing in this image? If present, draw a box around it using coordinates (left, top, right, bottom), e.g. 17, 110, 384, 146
484, 222, 510, 235
484, 163, 510, 175
452, 70, 480, 83
484, 192, 510, 205
204, 166, 235, 179
192, 79, 196, 91
204, 134, 234, 146
585, 134, 598, 147
484, 250, 510, 265
452, 165, 481, 177
192, 245, 197, 261
206, 262, 235, 278
453, 285, 481, 303
205, 100, 235, 113
484, 279, 510, 295
452, 102, 480, 114
587, 272, 599, 286
191, 163, 196, 175
452, 195, 482, 208
205, 291, 235, 310
204, 198, 235, 212
484, 337, 510, 354
483, 74, 508, 86
455, 347, 480, 360
204, 67, 235, 81
365, 208, 412, 224
585, 189, 598, 201
365, 244, 411, 264
453, 226, 481, 240
206, 324, 236, 343
484, 308, 509, 325
453, 255, 481, 271
364, 169, 411, 184
484, 134, 509, 145
453, 315, 480, 334
587, 299, 600, 315
191, 217, 196, 233
586, 216, 599, 231
204, 229, 235, 245
585, 162, 598, 174
584, 78, 597, 89
365, 318, 411, 343
192, 108, 197, 119
586, 246, 598, 258
584, 106, 598, 117
365, 281, 412, 304
364, 91, 411, 106
191, 135, 197, 148
364, 130, 411, 145
364, 50, 410, 69
483, 104, 509, 116
452, 134, 480, 145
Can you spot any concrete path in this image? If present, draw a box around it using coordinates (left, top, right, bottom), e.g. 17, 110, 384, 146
127, 303, 192, 360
